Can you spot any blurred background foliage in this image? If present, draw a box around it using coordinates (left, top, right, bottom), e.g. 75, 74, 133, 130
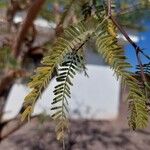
0, 0, 150, 28
39, 0, 150, 30
0, 0, 149, 72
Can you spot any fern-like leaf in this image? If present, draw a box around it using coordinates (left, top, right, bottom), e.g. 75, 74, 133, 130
51, 52, 85, 141
135, 63, 150, 101
21, 21, 93, 122
95, 17, 148, 129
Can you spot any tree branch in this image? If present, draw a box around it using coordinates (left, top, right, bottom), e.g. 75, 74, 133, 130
107, 0, 112, 16
0, 70, 28, 95
12, 0, 45, 58
55, 0, 76, 37
110, 16, 147, 83
107, 0, 148, 84
0, 116, 37, 142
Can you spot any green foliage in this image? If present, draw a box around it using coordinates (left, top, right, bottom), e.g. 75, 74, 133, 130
0, 1, 7, 8
40, 0, 74, 22
0, 46, 19, 70
95, 18, 148, 129
21, 0, 150, 143
136, 63, 150, 75
21, 21, 93, 124
51, 52, 84, 140
117, 0, 150, 30
136, 63, 150, 100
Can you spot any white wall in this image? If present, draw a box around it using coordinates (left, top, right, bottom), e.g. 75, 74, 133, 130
2, 65, 120, 121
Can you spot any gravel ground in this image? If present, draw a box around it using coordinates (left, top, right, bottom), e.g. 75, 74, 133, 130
1, 117, 150, 150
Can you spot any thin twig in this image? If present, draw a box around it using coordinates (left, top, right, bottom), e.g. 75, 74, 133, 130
0, 115, 38, 142
74, 36, 90, 52
12, 0, 45, 58
107, 0, 148, 84
55, 0, 76, 37
139, 50, 150, 61
58, 0, 76, 26
107, 0, 112, 16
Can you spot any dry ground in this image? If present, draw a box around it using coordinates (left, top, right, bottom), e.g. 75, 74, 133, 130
1, 116, 150, 150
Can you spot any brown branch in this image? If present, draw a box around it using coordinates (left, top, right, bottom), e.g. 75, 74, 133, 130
0, 115, 38, 142
55, 0, 76, 37
74, 36, 90, 52
110, 16, 147, 83
0, 117, 24, 141
0, 70, 29, 95
139, 50, 150, 61
58, 0, 75, 26
0, 0, 45, 140
107, 0, 147, 84
136, 50, 147, 83
12, 0, 45, 58
107, 0, 112, 16
0, 69, 29, 139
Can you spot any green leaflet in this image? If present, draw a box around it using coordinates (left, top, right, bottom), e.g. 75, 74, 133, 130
21, 12, 149, 143
21, 21, 94, 122
51, 52, 87, 141
136, 63, 150, 103
95, 18, 148, 129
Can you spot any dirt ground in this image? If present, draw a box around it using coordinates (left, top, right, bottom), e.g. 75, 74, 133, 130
1, 115, 150, 150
